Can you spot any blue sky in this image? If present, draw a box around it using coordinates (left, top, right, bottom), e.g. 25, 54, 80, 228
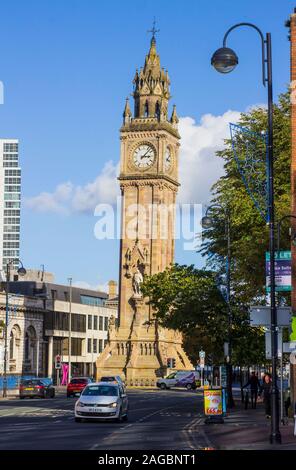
0, 0, 294, 289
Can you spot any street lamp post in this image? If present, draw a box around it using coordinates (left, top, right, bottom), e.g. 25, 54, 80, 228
68, 277, 72, 383
2, 259, 26, 398
202, 204, 235, 408
211, 22, 280, 444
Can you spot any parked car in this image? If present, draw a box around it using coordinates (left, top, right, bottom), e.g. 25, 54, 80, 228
75, 382, 128, 422
19, 378, 55, 399
156, 371, 199, 390
100, 375, 125, 388
67, 377, 93, 397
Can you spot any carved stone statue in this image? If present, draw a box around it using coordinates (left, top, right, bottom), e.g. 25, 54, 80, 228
109, 315, 116, 331
132, 268, 143, 296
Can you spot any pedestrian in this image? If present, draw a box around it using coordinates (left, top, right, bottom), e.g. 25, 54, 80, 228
260, 373, 272, 418
242, 371, 260, 409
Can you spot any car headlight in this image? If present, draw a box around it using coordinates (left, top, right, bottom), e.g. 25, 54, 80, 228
109, 402, 118, 408
76, 401, 85, 407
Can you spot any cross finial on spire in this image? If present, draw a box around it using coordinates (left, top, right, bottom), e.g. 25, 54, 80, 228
147, 17, 160, 41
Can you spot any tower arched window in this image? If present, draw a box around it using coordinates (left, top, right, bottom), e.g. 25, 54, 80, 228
155, 101, 160, 119
144, 101, 149, 117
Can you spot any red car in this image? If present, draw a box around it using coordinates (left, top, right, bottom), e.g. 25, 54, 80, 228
67, 377, 93, 397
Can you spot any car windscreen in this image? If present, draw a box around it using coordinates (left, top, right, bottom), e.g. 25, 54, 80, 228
100, 377, 115, 382
21, 380, 43, 386
70, 379, 87, 384
82, 385, 119, 397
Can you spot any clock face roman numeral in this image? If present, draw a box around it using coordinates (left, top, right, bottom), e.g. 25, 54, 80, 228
133, 144, 155, 169
165, 147, 172, 170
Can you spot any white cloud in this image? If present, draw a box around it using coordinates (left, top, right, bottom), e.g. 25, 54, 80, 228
178, 110, 241, 204
25, 109, 242, 214
73, 280, 109, 293
25, 161, 119, 214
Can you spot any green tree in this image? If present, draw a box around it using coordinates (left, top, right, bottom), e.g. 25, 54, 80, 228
141, 264, 264, 366
201, 92, 291, 305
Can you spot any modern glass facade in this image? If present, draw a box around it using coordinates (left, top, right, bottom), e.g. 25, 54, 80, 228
0, 139, 21, 273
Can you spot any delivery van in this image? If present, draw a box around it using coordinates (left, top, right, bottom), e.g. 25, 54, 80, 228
156, 371, 199, 390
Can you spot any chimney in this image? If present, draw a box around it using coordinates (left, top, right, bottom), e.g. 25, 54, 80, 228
108, 280, 117, 299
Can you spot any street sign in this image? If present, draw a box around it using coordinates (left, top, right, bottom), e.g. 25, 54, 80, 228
199, 349, 205, 369
283, 342, 296, 354
265, 329, 283, 359
250, 306, 291, 327
266, 251, 291, 292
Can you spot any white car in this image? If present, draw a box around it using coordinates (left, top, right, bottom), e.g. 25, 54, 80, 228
75, 382, 128, 422
156, 371, 199, 390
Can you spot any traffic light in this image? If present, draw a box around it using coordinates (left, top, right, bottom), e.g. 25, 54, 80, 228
167, 358, 171, 368
55, 355, 62, 369
172, 358, 176, 368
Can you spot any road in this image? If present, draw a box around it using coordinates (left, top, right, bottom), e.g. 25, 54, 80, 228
0, 388, 212, 450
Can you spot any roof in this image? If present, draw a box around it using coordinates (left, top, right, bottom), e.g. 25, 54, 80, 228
3, 281, 108, 304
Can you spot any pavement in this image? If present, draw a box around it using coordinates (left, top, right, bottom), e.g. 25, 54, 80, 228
0, 387, 295, 450
205, 399, 296, 450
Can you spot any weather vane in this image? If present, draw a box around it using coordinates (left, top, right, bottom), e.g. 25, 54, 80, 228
147, 17, 160, 40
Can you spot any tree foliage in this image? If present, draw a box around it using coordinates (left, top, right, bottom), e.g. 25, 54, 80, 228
201, 92, 291, 305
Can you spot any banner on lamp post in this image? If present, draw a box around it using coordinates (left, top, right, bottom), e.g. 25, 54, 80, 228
266, 251, 291, 292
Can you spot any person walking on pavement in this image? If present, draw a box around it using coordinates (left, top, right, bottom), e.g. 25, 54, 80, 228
260, 373, 272, 419
242, 371, 260, 409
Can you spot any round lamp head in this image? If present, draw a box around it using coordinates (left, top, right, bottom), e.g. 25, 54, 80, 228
17, 266, 26, 277
201, 216, 213, 229
211, 47, 238, 74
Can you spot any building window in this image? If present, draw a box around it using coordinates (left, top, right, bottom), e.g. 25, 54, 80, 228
104, 317, 109, 331
3, 143, 18, 152
87, 338, 92, 353
25, 332, 29, 360
71, 338, 82, 356
80, 295, 105, 306
93, 316, 98, 330
88, 315, 92, 330
99, 316, 103, 331
93, 339, 97, 354
9, 331, 14, 359
99, 339, 103, 353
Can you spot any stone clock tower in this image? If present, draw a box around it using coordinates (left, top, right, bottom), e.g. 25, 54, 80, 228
96, 33, 192, 385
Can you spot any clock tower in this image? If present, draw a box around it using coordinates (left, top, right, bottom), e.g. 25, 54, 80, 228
96, 33, 193, 385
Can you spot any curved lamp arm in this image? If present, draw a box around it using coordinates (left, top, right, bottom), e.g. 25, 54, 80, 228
222, 22, 266, 86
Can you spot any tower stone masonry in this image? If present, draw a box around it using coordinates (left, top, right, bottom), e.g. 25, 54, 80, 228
96, 34, 193, 385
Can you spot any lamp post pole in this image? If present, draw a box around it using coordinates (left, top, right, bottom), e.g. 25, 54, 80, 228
202, 204, 234, 408
211, 22, 281, 444
68, 277, 72, 383
2, 259, 26, 398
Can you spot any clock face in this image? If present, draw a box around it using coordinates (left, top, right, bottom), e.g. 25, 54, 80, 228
165, 147, 172, 170
133, 144, 155, 169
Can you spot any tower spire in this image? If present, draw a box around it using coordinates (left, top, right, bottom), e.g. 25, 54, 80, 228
147, 17, 160, 45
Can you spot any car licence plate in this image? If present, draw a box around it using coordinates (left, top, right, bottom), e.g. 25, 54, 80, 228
92, 408, 103, 413
24, 388, 34, 391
